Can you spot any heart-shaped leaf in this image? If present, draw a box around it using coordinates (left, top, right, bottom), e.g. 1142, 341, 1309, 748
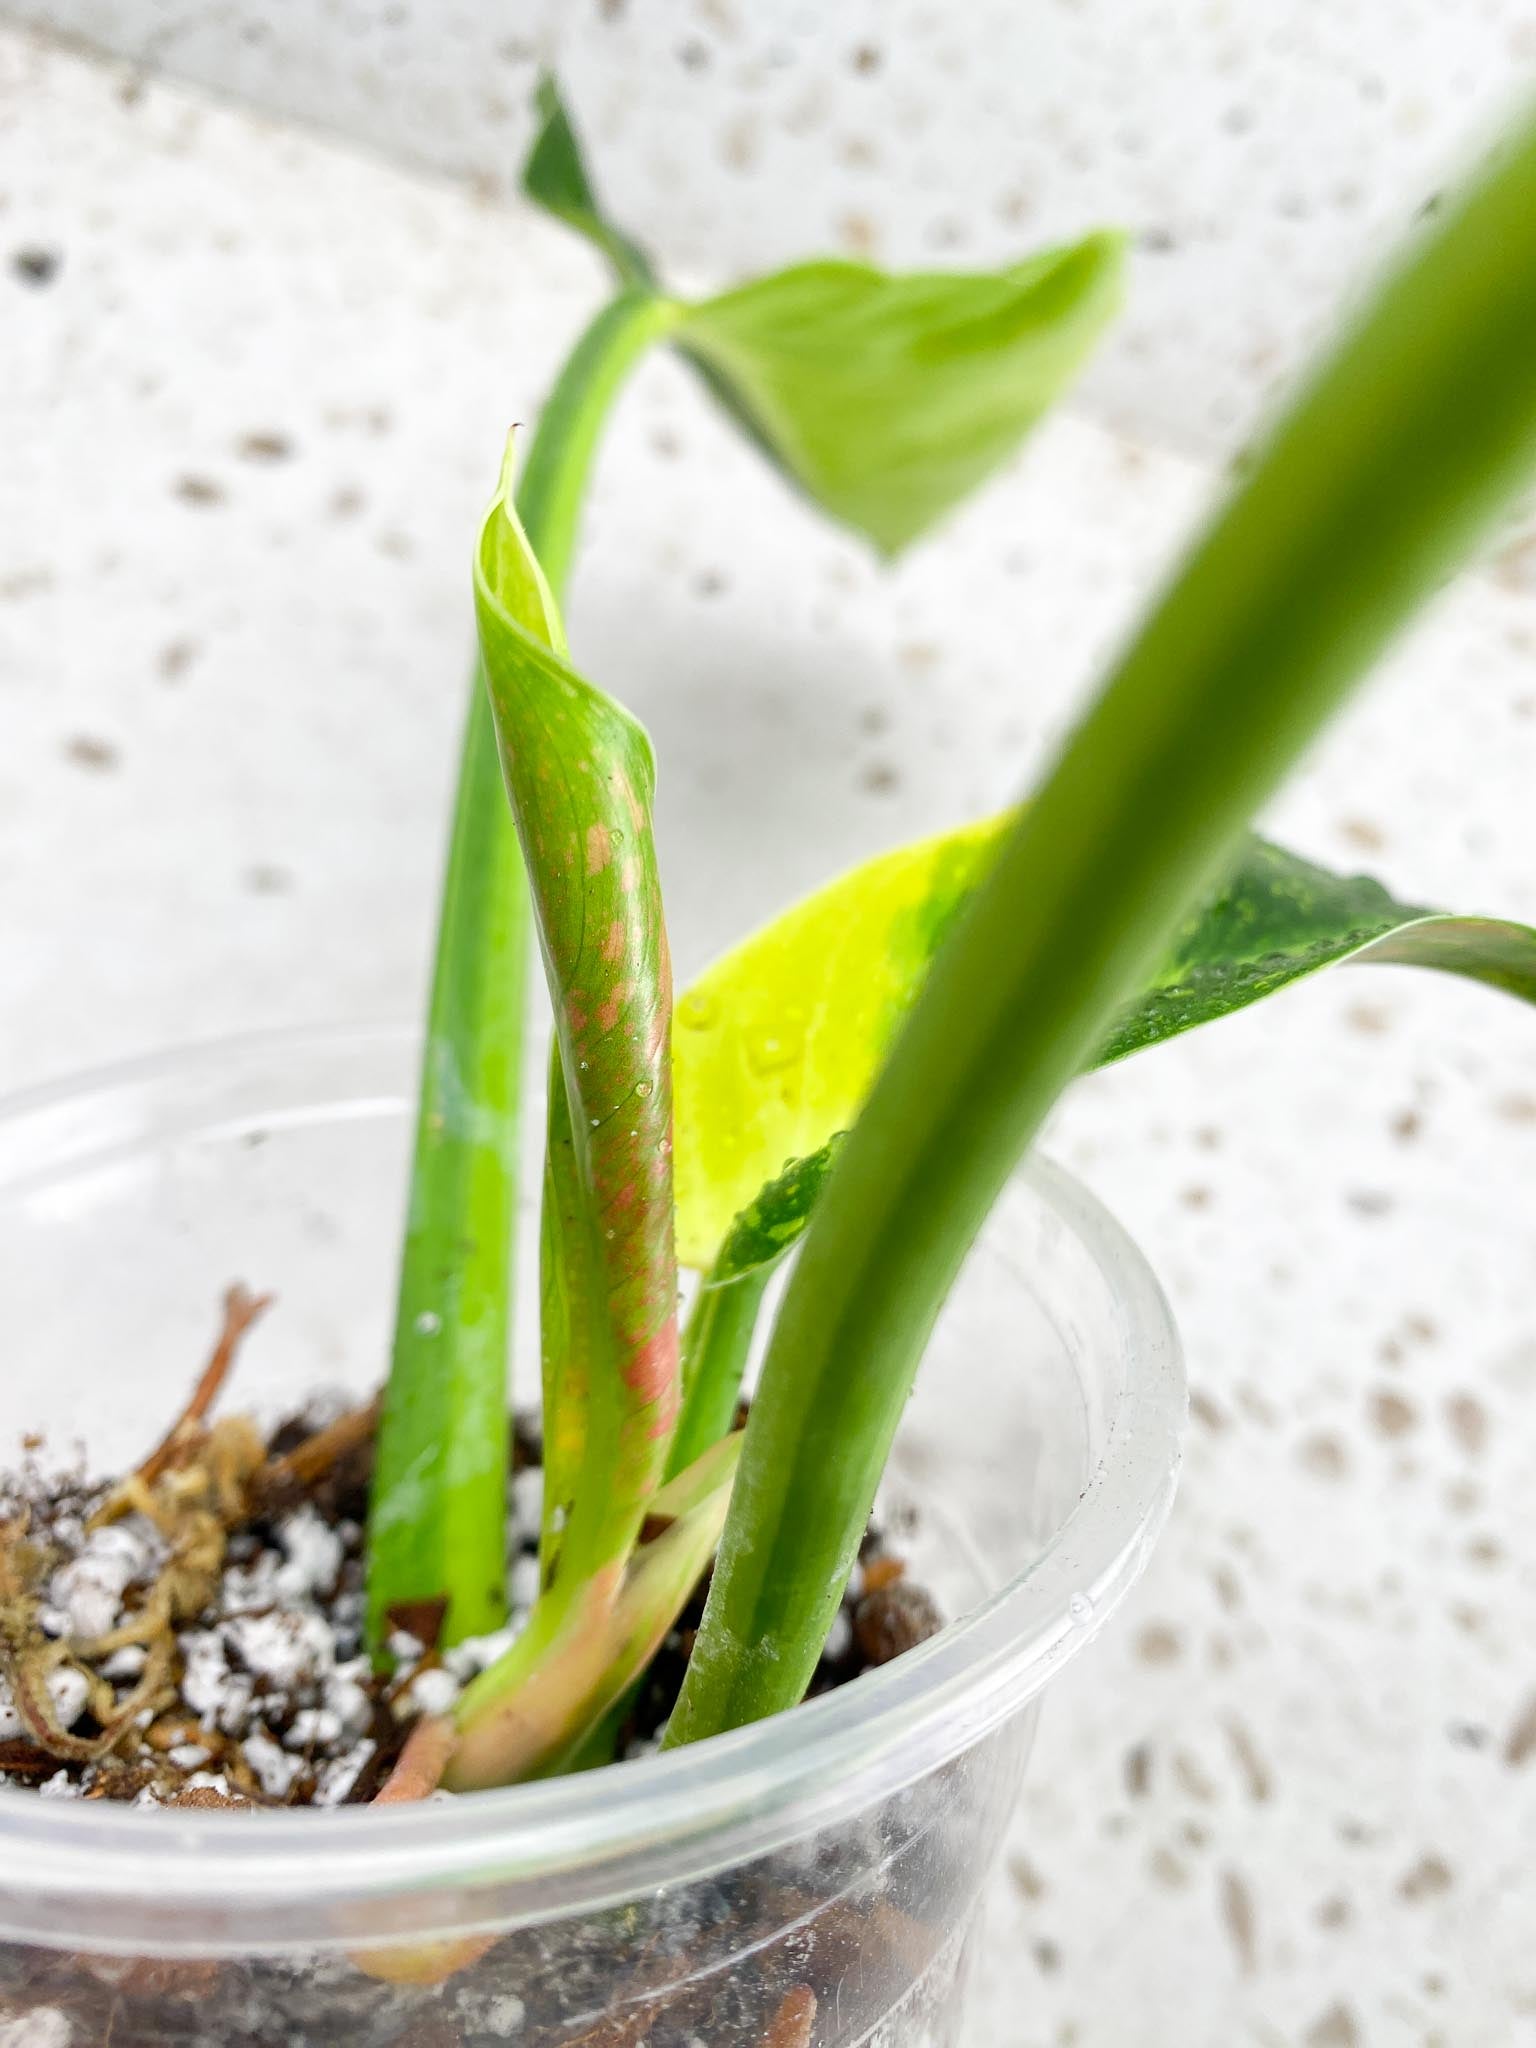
519, 75, 1123, 556
674, 825, 1536, 1277
676, 243, 1124, 555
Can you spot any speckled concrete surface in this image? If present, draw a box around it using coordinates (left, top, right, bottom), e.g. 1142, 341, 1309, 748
4, 23, 1536, 2047
14, 0, 1536, 458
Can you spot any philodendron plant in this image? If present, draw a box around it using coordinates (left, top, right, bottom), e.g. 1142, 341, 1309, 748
365, 79, 1536, 1817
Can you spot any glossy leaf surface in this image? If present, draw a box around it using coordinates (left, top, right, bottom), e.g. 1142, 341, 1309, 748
672, 818, 999, 1272
677, 241, 1124, 554
519, 77, 1123, 556
673, 827, 1536, 1279
475, 444, 680, 1598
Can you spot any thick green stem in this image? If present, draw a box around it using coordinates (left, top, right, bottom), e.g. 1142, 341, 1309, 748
367, 688, 530, 1649
668, 102, 1536, 1745
665, 1267, 770, 1481
368, 287, 675, 1650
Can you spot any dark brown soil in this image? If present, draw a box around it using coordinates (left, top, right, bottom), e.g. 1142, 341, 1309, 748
0, 1295, 939, 1812
0, 1300, 961, 2047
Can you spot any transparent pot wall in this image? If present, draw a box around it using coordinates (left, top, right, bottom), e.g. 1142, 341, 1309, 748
0, 1031, 1180, 2046
0, 1736, 1026, 2046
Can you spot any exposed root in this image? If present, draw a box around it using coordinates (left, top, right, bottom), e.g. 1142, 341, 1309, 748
0, 1737, 57, 1776
1, 1635, 174, 1765
761, 1984, 818, 2047
256, 1394, 379, 1504
135, 1283, 272, 1487
4, 1285, 275, 1777
0, 1511, 38, 1604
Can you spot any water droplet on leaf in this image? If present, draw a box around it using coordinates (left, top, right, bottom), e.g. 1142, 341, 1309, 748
415, 1310, 442, 1338
747, 1028, 801, 1076
677, 992, 718, 1031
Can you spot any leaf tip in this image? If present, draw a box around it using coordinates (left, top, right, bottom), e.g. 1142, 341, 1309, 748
496, 424, 522, 502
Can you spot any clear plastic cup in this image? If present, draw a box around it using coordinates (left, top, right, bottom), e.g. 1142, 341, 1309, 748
0, 1027, 1183, 2046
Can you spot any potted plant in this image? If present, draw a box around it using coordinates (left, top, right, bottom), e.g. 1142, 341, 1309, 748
2, 78, 1536, 2048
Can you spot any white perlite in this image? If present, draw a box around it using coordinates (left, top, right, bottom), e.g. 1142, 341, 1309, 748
509, 1464, 543, 1540
456, 1989, 528, 2038
46, 1519, 162, 1643
0, 2010, 74, 2048
223, 1608, 333, 1687
0, 1666, 92, 1742
242, 1731, 302, 1800
442, 1625, 524, 1685
271, 1506, 344, 1602
404, 1667, 459, 1718
4, 1410, 546, 1803
507, 1551, 542, 1618
313, 1738, 375, 1808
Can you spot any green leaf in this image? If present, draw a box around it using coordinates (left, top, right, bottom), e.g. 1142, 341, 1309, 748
1098, 838, 1536, 1060
520, 80, 1123, 559
669, 99, 1536, 1748
676, 240, 1125, 554
521, 74, 657, 292
673, 825, 1536, 1280
705, 1139, 844, 1285
474, 439, 680, 1602
673, 817, 999, 1271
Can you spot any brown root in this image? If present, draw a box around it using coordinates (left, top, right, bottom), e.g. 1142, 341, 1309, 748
761, 1985, 818, 2048
2, 1635, 174, 1765
254, 1394, 379, 1508
135, 1283, 272, 1487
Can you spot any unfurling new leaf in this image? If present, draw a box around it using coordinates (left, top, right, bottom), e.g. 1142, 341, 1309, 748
368, 284, 677, 1652
474, 443, 680, 1599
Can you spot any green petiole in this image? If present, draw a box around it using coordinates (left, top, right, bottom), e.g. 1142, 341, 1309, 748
665, 1264, 771, 1482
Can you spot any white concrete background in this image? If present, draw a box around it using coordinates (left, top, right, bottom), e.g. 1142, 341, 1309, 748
12, 0, 1536, 458
4, 14, 1536, 2046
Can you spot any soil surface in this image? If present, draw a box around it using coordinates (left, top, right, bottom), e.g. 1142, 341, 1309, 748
0, 1288, 942, 1810
0, 1293, 959, 2046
